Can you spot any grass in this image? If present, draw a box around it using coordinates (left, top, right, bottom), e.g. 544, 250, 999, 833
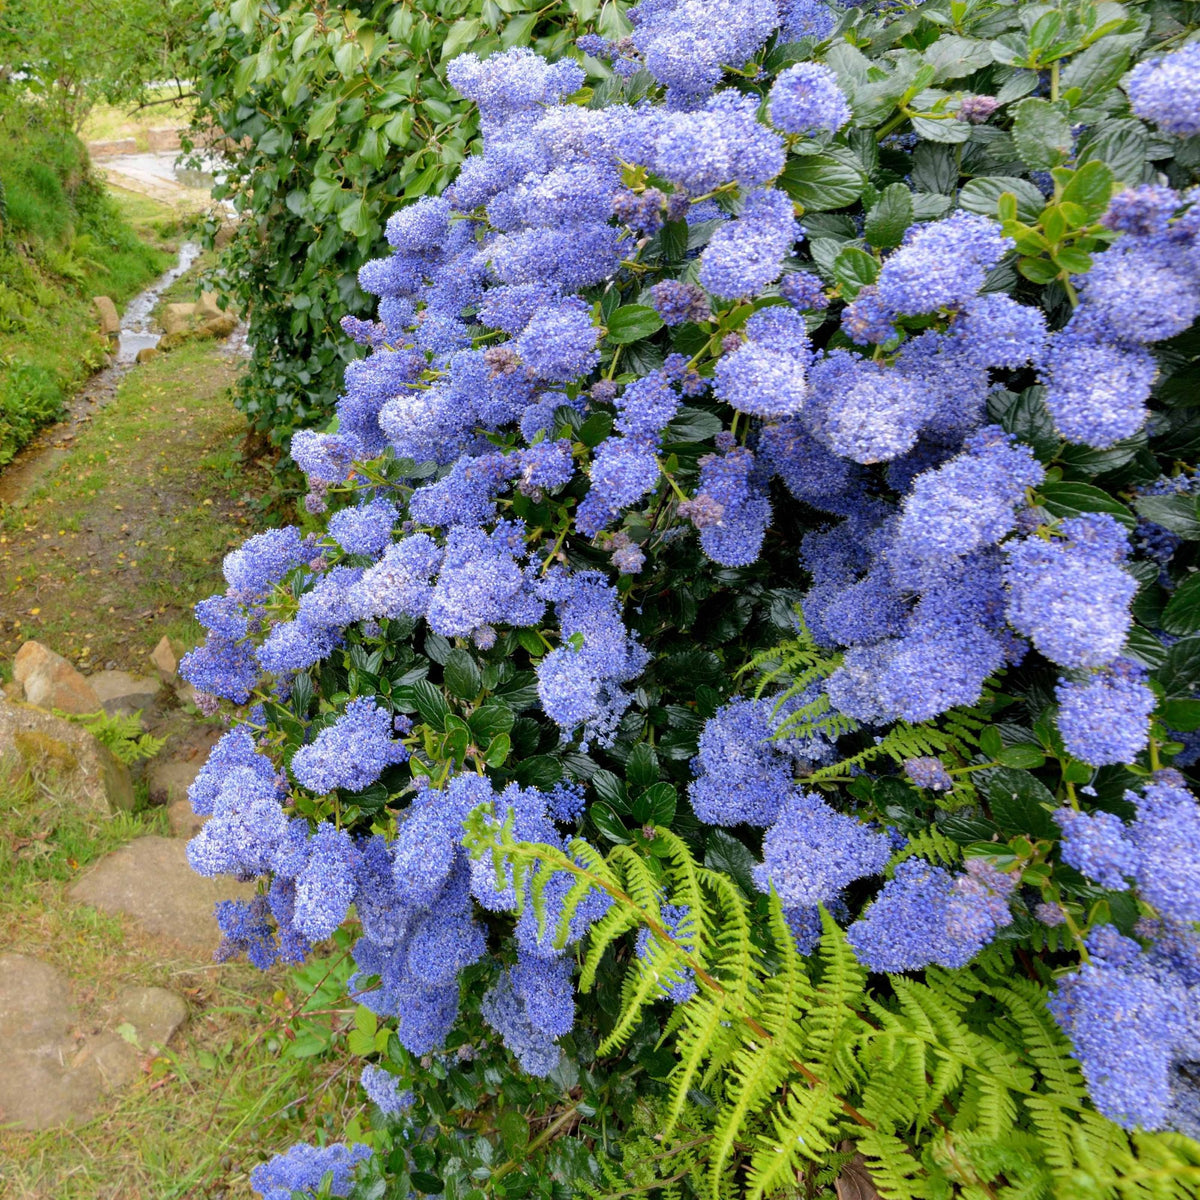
0, 100, 180, 464
0, 339, 274, 671
0, 757, 365, 1200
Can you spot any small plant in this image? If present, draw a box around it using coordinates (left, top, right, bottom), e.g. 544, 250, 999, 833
63, 708, 165, 765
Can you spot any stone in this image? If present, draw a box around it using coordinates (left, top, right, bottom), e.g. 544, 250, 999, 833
87, 137, 138, 157
146, 127, 182, 152
160, 302, 196, 337
0, 954, 101, 1130
88, 669, 161, 717
0, 699, 136, 813
135, 345, 159, 364
196, 290, 223, 320
147, 754, 203, 805
168, 796, 206, 838
13, 640, 102, 714
93, 295, 120, 338
202, 314, 238, 339
150, 634, 181, 682
214, 222, 237, 249
112, 985, 187, 1047
0, 958, 188, 1130
68, 836, 254, 953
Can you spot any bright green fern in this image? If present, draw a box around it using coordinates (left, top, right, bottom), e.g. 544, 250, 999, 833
464, 807, 1200, 1200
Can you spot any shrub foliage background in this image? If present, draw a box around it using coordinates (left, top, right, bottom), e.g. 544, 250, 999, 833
190, 0, 628, 442
180, 0, 1200, 1196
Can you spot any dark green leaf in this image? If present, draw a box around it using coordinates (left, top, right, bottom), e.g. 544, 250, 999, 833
831, 246, 880, 296
592, 769, 631, 814
578, 411, 614, 448
625, 743, 660, 789
633, 782, 678, 826
1012, 97, 1073, 170
862, 183, 913, 251
1158, 636, 1200, 698
1038, 480, 1135, 528
1161, 573, 1200, 637
443, 649, 482, 701
958, 175, 1046, 223
411, 679, 451, 728
910, 141, 958, 194
606, 304, 664, 344
590, 802, 630, 844
987, 386, 1059, 460
484, 732, 511, 766
513, 754, 563, 789
1134, 494, 1200, 539
778, 147, 866, 211
469, 703, 515, 741
1074, 118, 1149, 186
994, 744, 1048, 769
981, 768, 1059, 840
1160, 698, 1200, 732
705, 829, 758, 896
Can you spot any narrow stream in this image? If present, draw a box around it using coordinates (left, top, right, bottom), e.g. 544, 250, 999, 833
0, 240, 226, 507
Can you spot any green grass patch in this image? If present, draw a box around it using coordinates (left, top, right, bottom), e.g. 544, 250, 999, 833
0, 99, 177, 464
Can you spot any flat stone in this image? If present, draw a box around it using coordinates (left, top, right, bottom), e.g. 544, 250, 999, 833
112, 985, 187, 1047
147, 754, 203, 805
68, 836, 254, 953
146, 127, 182, 152
0, 699, 135, 813
150, 634, 181, 682
13, 640, 102, 714
87, 137, 138, 157
93, 296, 120, 338
167, 796, 206, 838
88, 669, 161, 717
0, 954, 102, 1130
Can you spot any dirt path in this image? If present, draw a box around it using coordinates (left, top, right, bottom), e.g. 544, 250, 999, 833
0, 341, 270, 673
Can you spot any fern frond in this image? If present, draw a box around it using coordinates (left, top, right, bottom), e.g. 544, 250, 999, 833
887, 827, 961, 872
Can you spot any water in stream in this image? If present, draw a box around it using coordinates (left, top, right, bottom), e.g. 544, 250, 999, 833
0, 241, 234, 506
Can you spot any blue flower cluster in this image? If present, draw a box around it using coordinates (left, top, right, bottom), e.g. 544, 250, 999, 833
250, 1142, 372, 1200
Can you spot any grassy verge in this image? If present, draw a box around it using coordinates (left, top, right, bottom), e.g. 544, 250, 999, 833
0, 99, 179, 463
0, 758, 363, 1200
0, 338, 275, 671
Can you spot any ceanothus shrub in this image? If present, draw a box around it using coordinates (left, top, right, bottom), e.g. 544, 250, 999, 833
179, 0, 1200, 1192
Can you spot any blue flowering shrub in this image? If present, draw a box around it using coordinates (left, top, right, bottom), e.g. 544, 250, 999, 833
182, 0, 1200, 1194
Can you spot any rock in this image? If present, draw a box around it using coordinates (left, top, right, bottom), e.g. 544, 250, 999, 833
160, 302, 196, 337
112, 985, 187, 1047
2, 676, 23, 702
150, 635, 182, 682
135, 346, 159, 364
174, 679, 199, 708
146, 127, 182, 152
93, 296, 120, 338
68, 836, 254, 953
214, 221, 237, 249
196, 290, 222, 320
202, 314, 238, 339
147, 755, 203, 805
0, 954, 101, 1130
167, 796, 206, 838
0, 700, 136, 813
0, 958, 188, 1130
88, 669, 161, 717
13, 640, 102, 714
87, 137, 138, 157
